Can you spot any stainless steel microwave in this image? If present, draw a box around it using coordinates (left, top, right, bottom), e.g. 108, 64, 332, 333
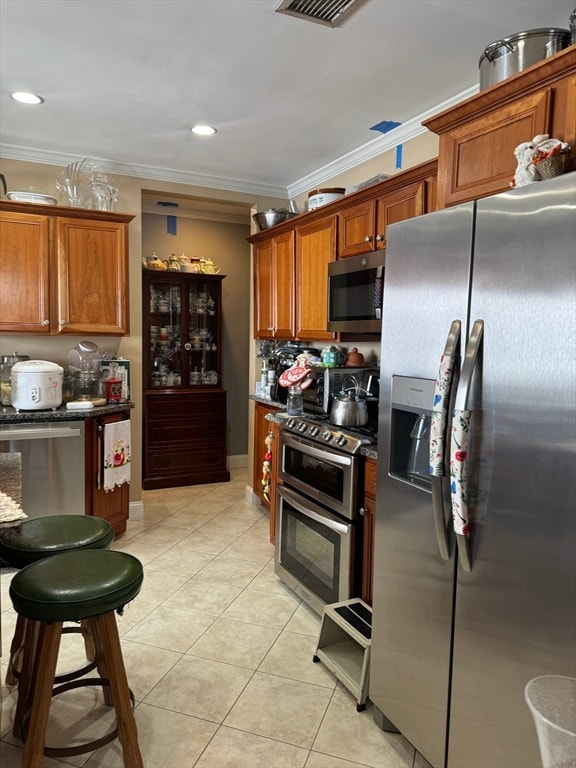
327, 251, 384, 333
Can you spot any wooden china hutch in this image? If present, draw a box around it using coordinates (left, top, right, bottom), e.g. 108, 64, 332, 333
141, 271, 230, 489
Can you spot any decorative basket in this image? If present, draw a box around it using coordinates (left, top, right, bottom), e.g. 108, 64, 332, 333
536, 154, 565, 180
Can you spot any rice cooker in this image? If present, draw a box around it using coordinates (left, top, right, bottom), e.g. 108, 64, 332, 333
10, 360, 64, 411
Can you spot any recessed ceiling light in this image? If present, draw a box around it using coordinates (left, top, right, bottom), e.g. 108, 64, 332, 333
11, 91, 44, 105
191, 125, 217, 136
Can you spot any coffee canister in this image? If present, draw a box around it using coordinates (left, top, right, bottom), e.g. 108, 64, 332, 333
308, 188, 346, 211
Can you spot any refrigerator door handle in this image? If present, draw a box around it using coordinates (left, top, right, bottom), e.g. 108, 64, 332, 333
451, 319, 484, 572
429, 320, 461, 561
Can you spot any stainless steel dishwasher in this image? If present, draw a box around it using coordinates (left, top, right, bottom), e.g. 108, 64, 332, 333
0, 421, 85, 518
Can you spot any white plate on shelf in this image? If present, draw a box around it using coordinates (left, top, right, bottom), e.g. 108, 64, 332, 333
204, 370, 218, 385
7, 191, 58, 205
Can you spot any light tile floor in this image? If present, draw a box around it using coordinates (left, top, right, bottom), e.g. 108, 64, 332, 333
0, 469, 425, 768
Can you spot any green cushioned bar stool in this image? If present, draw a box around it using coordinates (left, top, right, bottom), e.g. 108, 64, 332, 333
9, 549, 144, 768
0, 515, 114, 688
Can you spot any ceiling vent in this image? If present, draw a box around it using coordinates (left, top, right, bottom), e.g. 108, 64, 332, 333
275, 0, 365, 28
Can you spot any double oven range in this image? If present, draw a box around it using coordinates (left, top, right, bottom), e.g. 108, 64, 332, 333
275, 411, 376, 616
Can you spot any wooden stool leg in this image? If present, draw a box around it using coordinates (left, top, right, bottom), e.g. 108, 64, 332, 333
5, 614, 27, 685
86, 616, 114, 706
92, 612, 143, 768
21, 621, 62, 768
81, 619, 96, 662
12, 618, 40, 740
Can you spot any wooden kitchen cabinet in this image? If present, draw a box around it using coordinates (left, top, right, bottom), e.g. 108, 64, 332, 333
85, 410, 131, 537
361, 456, 377, 606
0, 201, 133, 334
142, 272, 229, 489
294, 214, 337, 341
253, 230, 295, 339
423, 48, 576, 208
252, 402, 281, 543
338, 182, 425, 258
143, 392, 229, 489
248, 160, 437, 341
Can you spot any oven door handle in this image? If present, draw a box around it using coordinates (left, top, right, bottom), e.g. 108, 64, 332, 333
281, 432, 354, 469
278, 486, 350, 534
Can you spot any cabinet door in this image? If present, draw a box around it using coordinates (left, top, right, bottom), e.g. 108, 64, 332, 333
338, 199, 376, 258
268, 420, 281, 545
361, 457, 377, 606
253, 231, 295, 339
295, 216, 336, 341
253, 402, 274, 507
55, 217, 129, 334
253, 239, 274, 338
0, 211, 51, 333
437, 88, 552, 207
375, 181, 426, 251
86, 412, 130, 536
273, 229, 296, 339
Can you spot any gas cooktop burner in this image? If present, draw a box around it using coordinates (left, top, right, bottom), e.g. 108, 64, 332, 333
278, 413, 376, 454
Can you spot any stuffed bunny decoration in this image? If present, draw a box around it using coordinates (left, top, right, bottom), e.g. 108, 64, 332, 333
511, 134, 570, 188
511, 141, 539, 188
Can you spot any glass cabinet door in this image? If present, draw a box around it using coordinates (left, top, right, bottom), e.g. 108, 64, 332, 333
144, 273, 223, 391
186, 280, 220, 386
147, 277, 183, 388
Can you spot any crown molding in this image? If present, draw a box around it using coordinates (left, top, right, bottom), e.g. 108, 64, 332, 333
0, 144, 288, 198
0, 85, 478, 200
286, 85, 479, 197
141, 204, 250, 225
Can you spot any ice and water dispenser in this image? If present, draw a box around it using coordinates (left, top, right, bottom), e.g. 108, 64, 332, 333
389, 375, 436, 491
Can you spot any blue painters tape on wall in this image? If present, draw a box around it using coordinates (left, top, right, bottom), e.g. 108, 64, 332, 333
396, 144, 403, 169
167, 215, 177, 235
370, 120, 402, 134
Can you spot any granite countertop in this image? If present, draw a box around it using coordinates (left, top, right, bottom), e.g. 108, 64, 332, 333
0, 402, 134, 424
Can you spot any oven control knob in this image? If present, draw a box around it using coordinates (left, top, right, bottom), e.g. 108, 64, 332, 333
321, 430, 333, 442
298, 422, 307, 432
336, 435, 348, 447
286, 418, 296, 429
308, 425, 319, 436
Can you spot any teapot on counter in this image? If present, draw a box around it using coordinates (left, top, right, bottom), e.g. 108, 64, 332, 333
200, 258, 221, 274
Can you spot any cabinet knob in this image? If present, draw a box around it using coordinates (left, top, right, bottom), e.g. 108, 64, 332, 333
363, 235, 373, 243
42, 319, 50, 326
375, 234, 385, 242
358, 507, 366, 516
58, 320, 67, 327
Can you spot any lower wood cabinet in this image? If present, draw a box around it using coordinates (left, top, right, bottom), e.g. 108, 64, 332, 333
85, 410, 131, 537
143, 392, 230, 489
361, 456, 377, 606
252, 401, 281, 543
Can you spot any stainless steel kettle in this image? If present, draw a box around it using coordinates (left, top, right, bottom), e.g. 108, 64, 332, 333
329, 375, 369, 427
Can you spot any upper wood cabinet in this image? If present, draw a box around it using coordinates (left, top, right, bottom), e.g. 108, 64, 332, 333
295, 214, 337, 341
423, 48, 576, 208
0, 201, 133, 334
253, 229, 295, 339
338, 180, 429, 258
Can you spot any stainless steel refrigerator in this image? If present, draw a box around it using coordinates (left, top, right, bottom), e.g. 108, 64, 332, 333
371, 172, 576, 768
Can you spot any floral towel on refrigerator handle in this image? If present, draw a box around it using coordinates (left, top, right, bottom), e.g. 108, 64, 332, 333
430, 353, 456, 477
